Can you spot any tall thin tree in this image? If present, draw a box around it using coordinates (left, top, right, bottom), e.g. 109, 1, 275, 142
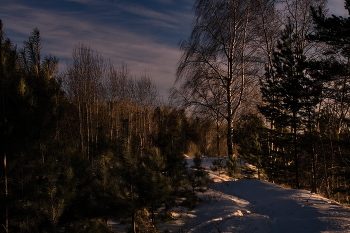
172, 0, 263, 157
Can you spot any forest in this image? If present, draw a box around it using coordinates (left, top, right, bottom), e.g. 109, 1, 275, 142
1, 0, 350, 232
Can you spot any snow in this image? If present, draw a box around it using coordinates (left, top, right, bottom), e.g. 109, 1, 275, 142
161, 158, 350, 232
210, 180, 350, 232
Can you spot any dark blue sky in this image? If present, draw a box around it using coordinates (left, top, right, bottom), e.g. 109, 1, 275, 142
0, 0, 348, 98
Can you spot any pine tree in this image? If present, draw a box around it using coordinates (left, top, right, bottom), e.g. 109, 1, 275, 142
137, 147, 172, 224
259, 22, 322, 188
0, 26, 69, 232
153, 107, 188, 193
189, 154, 210, 195
235, 113, 266, 180
210, 158, 226, 176
309, 1, 350, 59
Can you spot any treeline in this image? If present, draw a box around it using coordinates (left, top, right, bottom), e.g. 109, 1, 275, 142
0, 21, 212, 233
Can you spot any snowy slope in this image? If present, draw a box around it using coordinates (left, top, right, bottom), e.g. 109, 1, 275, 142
211, 180, 350, 232
170, 158, 350, 233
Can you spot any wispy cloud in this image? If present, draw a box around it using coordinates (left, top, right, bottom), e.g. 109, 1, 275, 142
65, 0, 119, 5
0, 1, 185, 98
118, 2, 182, 28
2, 0, 346, 99
65, 0, 94, 3
156, 0, 174, 4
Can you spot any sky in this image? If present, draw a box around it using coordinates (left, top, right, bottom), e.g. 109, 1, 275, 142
0, 0, 349, 99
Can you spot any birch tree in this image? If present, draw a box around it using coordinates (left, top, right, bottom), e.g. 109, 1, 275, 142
172, 0, 263, 157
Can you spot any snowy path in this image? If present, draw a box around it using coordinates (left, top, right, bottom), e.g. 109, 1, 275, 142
177, 158, 350, 233
211, 180, 350, 233
178, 188, 271, 233
176, 180, 350, 233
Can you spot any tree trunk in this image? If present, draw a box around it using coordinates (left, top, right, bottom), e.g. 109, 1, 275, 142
216, 117, 221, 158
293, 111, 299, 189
311, 143, 317, 193
227, 116, 234, 157
4, 153, 8, 233
0, 21, 9, 233
131, 211, 136, 233
131, 182, 136, 233
227, 51, 234, 157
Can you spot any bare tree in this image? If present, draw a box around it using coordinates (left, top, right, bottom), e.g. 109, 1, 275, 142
106, 62, 160, 156
64, 43, 106, 161
106, 63, 130, 143
171, 0, 263, 157
280, 0, 327, 59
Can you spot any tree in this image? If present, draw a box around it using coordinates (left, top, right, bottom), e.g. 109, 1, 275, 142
172, 0, 264, 157
255, 0, 281, 70
137, 148, 172, 224
306, 0, 350, 198
113, 138, 173, 233
235, 113, 266, 180
17, 28, 66, 232
0, 26, 70, 232
187, 154, 211, 208
257, 0, 327, 189
310, 0, 350, 57
210, 158, 226, 176
280, 0, 327, 60
0, 19, 18, 233
64, 43, 106, 162
259, 22, 322, 188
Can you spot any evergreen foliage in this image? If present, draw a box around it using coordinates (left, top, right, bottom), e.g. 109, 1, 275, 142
244, 0, 350, 204
210, 158, 225, 176
235, 114, 266, 180
259, 21, 322, 188
189, 154, 211, 195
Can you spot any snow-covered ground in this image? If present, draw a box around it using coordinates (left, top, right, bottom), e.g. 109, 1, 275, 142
159, 157, 350, 232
